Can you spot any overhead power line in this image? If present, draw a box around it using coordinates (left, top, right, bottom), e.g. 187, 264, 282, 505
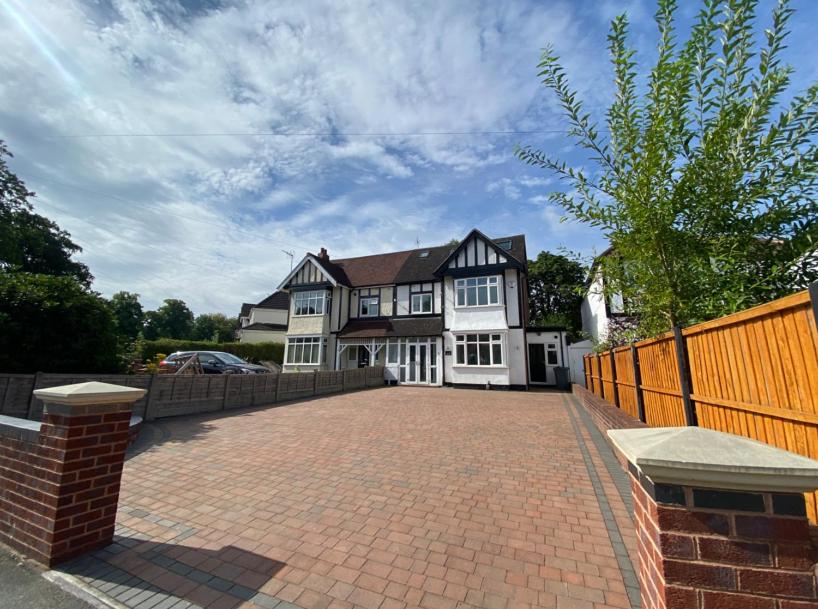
48, 129, 568, 139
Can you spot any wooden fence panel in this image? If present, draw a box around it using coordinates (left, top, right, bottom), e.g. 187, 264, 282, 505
277, 372, 317, 401
0, 375, 35, 418
584, 356, 592, 389
344, 368, 367, 390
29, 374, 152, 420
613, 347, 639, 420
366, 366, 385, 387
151, 375, 224, 418
316, 371, 344, 395
600, 354, 614, 404
635, 334, 687, 427
589, 356, 602, 397
684, 291, 818, 521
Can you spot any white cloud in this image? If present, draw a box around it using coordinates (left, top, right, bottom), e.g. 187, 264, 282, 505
0, 0, 609, 313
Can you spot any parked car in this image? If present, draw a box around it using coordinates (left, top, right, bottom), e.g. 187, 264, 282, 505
159, 351, 270, 374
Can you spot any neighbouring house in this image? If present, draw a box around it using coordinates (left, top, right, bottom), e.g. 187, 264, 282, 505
580, 247, 634, 343
275, 228, 569, 388
237, 291, 289, 343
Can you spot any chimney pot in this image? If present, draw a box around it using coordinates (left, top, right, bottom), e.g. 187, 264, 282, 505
318, 247, 329, 261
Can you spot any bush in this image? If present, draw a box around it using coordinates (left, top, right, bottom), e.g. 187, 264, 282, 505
0, 273, 121, 373
141, 339, 284, 364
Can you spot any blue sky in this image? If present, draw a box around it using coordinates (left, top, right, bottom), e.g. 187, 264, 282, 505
2, 0, 816, 314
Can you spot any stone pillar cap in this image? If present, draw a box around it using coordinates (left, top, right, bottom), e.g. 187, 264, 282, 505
608, 427, 818, 493
33, 381, 146, 406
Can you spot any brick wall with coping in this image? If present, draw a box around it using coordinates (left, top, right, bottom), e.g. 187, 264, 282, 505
0, 398, 134, 566
629, 463, 818, 609
572, 383, 647, 434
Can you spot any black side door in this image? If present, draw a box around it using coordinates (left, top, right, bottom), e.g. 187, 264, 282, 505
528, 344, 547, 383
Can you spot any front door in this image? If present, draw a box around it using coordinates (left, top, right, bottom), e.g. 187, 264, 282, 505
402, 340, 435, 384
528, 344, 548, 383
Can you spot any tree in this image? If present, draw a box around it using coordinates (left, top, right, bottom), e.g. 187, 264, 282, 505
517, 0, 818, 336
0, 140, 92, 286
0, 274, 120, 373
193, 313, 238, 342
527, 251, 586, 339
108, 291, 144, 341
143, 299, 194, 340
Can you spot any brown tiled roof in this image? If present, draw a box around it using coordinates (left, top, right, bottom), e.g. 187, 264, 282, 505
318, 231, 524, 288
321, 250, 413, 287
338, 317, 443, 338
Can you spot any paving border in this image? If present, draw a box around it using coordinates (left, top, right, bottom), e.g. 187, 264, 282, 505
562, 394, 642, 609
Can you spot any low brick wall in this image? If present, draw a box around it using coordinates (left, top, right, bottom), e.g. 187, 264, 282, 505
0, 402, 133, 566
572, 383, 647, 435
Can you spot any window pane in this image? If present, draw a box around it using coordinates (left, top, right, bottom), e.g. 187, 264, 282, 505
294, 343, 303, 362
466, 335, 477, 342
477, 277, 487, 286
456, 289, 465, 306
388, 343, 398, 363
547, 350, 558, 365
491, 334, 501, 341
478, 334, 489, 341
489, 285, 498, 304
492, 343, 502, 365
467, 287, 477, 306
456, 335, 465, 342
423, 294, 432, 312
477, 286, 487, 305
456, 344, 465, 364
467, 343, 478, 365
479, 344, 491, 365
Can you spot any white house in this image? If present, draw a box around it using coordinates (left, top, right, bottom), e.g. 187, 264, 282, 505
580, 248, 630, 343
237, 291, 289, 343
274, 228, 569, 388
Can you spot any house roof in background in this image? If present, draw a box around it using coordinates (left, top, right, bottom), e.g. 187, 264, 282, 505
239, 303, 254, 318
338, 317, 443, 338
241, 322, 287, 332
255, 290, 289, 310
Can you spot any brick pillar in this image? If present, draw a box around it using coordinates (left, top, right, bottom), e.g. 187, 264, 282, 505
0, 381, 145, 566
608, 427, 818, 609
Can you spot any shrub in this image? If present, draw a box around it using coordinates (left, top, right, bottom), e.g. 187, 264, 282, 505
141, 339, 284, 364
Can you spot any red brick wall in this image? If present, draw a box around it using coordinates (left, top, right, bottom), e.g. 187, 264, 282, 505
630, 471, 818, 609
572, 383, 647, 433
0, 403, 132, 566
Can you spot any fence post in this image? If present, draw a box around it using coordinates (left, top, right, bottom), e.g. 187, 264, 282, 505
673, 325, 697, 427
595, 353, 602, 398
609, 350, 620, 409
630, 344, 646, 423
222, 374, 231, 410
313, 370, 319, 396
810, 280, 818, 332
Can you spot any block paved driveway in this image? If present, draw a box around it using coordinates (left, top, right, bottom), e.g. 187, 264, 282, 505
56, 387, 641, 609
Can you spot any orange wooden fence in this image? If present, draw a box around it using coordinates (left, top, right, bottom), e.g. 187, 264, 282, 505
583, 289, 818, 522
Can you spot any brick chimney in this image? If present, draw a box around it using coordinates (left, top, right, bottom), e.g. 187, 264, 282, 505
318, 247, 329, 261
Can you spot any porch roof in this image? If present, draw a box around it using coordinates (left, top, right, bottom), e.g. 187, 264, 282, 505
338, 317, 443, 338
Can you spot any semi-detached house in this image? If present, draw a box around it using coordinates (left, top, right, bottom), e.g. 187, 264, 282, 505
276, 228, 569, 389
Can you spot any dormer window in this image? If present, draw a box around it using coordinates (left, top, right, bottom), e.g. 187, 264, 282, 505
418, 251, 430, 258
495, 239, 512, 250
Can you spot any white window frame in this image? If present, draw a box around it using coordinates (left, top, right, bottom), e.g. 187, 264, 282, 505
359, 295, 379, 318
285, 336, 324, 364
410, 292, 433, 314
293, 290, 327, 316
454, 276, 501, 308
453, 333, 505, 367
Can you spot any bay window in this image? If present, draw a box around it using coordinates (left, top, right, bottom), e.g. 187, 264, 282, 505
286, 336, 323, 364
293, 290, 327, 316
455, 276, 500, 307
454, 334, 504, 366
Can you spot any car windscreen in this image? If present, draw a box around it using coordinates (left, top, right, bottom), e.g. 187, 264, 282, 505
212, 352, 246, 364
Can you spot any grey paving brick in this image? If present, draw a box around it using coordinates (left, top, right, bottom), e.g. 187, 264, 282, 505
251, 593, 280, 609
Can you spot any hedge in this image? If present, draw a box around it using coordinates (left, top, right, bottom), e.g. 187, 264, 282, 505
141, 339, 284, 364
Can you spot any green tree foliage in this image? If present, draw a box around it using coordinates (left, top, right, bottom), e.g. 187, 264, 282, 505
0, 141, 92, 286
527, 251, 586, 338
143, 299, 195, 340
192, 313, 238, 342
108, 291, 144, 341
0, 274, 120, 373
517, 0, 818, 336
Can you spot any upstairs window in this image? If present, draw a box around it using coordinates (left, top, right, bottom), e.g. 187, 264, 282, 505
359, 296, 379, 317
455, 276, 500, 307
410, 293, 432, 314
293, 290, 327, 316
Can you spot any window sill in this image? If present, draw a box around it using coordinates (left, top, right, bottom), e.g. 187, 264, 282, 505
452, 365, 508, 369
291, 314, 327, 318
454, 304, 503, 310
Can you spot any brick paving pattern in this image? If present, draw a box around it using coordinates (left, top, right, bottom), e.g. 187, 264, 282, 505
54, 387, 639, 609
